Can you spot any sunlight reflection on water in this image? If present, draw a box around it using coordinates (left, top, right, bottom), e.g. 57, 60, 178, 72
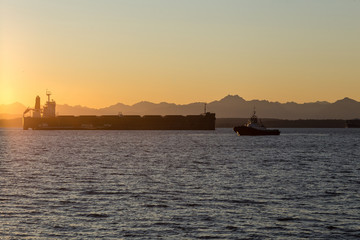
0, 128, 360, 239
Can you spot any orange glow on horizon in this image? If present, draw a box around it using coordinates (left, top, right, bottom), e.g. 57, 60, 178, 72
1, 0, 360, 108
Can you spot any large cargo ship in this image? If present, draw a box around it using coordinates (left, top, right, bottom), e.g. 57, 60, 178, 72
23, 92, 216, 130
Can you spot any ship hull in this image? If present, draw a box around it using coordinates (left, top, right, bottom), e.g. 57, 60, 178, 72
23, 113, 216, 130
233, 126, 280, 136
346, 119, 360, 128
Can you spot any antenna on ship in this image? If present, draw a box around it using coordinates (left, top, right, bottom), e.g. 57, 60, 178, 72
204, 103, 207, 114
46, 90, 52, 102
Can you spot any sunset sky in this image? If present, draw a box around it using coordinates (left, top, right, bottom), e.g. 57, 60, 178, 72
1, 0, 359, 108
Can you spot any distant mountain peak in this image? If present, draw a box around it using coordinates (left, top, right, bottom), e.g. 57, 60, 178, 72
335, 97, 357, 104
106, 102, 129, 108
220, 95, 245, 102
132, 101, 155, 107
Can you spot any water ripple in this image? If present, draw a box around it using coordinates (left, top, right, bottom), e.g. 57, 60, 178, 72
1, 128, 359, 239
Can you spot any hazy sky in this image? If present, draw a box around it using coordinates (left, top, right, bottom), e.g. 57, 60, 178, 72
1, 0, 359, 108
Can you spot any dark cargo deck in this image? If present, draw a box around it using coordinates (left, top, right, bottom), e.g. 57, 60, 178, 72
23, 113, 216, 130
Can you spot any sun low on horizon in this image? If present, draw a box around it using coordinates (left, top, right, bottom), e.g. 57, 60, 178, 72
1, 0, 359, 108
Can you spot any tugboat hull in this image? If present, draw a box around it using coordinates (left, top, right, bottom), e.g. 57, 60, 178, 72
233, 126, 280, 136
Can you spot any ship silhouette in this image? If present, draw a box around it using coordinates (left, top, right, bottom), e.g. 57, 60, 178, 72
23, 92, 216, 130
233, 109, 280, 136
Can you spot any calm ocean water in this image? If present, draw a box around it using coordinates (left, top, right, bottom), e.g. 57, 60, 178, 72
0, 128, 359, 239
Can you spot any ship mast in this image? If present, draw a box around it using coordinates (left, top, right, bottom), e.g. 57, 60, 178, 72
46, 90, 51, 103
43, 90, 56, 117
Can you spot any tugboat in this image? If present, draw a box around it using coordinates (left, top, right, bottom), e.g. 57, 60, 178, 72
233, 109, 280, 136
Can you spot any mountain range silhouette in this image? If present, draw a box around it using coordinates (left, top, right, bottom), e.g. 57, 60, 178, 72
1, 95, 359, 120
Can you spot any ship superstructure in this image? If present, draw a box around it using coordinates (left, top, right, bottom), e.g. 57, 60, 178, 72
23, 92, 216, 130
23, 91, 56, 119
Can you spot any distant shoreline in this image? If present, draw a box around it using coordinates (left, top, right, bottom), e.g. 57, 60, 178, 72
216, 118, 347, 128
0, 118, 22, 128
1, 118, 357, 128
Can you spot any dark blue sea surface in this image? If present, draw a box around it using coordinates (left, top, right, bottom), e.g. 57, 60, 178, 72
1, 128, 359, 239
